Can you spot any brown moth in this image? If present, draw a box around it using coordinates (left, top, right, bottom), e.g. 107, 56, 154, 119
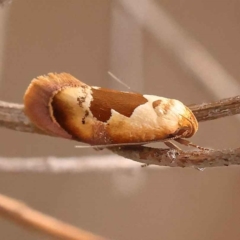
24, 73, 198, 148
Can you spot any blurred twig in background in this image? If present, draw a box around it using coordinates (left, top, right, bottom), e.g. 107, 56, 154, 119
0, 156, 141, 173
0, 193, 107, 240
0, 0, 12, 7
120, 1, 240, 100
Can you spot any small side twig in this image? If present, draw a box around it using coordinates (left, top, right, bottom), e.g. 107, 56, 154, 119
0, 193, 107, 240
189, 96, 240, 121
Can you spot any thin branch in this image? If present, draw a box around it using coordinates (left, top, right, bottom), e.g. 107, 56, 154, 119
0, 101, 45, 135
112, 147, 240, 168
0, 193, 107, 240
0, 97, 240, 168
189, 96, 240, 121
0, 148, 238, 173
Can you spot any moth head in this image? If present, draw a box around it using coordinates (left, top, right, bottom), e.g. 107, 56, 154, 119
177, 107, 198, 138
152, 98, 198, 139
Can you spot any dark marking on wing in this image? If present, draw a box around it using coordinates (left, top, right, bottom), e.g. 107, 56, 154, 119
152, 99, 162, 109
90, 88, 148, 122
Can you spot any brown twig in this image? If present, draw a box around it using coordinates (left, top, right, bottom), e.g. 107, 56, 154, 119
0, 96, 240, 168
112, 146, 240, 168
189, 96, 240, 121
0, 193, 107, 240
0, 101, 44, 134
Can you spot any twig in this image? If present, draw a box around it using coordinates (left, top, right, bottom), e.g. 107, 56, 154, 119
0, 101, 45, 135
0, 193, 107, 240
0, 147, 239, 173
0, 97, 240, 168
189, 95, 240, 121
112, 147, 240, 168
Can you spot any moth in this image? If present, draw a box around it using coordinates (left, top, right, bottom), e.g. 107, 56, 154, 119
24, 73, 200, 150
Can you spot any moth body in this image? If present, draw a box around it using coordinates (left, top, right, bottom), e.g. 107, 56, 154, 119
24, 73, 198, 146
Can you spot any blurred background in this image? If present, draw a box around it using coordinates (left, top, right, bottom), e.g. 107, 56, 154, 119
0, 0, 240, 239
